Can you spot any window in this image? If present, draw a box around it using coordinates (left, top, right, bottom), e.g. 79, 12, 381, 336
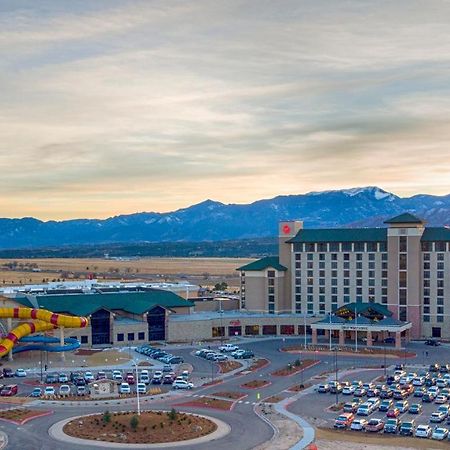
127, 332, 135, 341
343, 253, 350, 260
437, 306, 444, 315
399, 271, 407, 287
138, 332, 145, 340
436, 242, 446, 251
212, 326, 225, 337
399, 236, 407, 252
437, 262, 444, 270
307, 251, 314, 258
356, 252, 363, 260
355, 243, 364, 252
399, 254, 407, 270
268, 304, 275, 314
381, 296, 387, 304
262, 325, 277, 335
437, 316, 444, 323
437, 298, 444, 305
432, 327, 442, 338
381, 251, 387, 260
399, 307, 407, 321
268, 278, 275, 286
294, 243, 304, 252
245, 325, 259, 335
423, 262, 430, 270
267, 270, 275, 278
295, 253, 301, 260
437, 253, 445, 261
422, 242, 432, 252
379, 242, 387, 252
423, 315, 430, 322
424, 297, 430, 304
399, 289, 407, 305
117, 333, 124, 342
81, 335, 88, 344
319, 252, 326, 259
423, 306, 430, 314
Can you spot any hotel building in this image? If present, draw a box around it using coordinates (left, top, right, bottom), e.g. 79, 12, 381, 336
239, 213, 450, 342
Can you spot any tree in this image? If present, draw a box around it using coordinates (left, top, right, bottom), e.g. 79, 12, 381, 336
130, 415, 139, 431
168, 408, 177, 421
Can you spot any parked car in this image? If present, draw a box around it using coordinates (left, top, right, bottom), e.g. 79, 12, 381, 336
366, 418, 384, 432
140, 373, 150, 384
357, 404, 371, 416
438, 404, 450, 417
384, 418, 400, 434
236, 350, 255, 359
96, 371, 107, 380
409, 403, 422, 414
386, 408, 400, 418
343, 402, 359, 413
2, 368, 13, 378
425, 339, 440, 346
74, 377, 86, 387
394, 400, 409, 413
423, 392, 436, 402
43, 386, 55, 397
318, 384, 330, 393
399, 420, 415, 436
342, 386, 356, 395
167, 356, 184, 364
126, 373, 135, 384
59, 384, 71, 396
430, 411, 446, 423
432, 426, 448, 440
152, 371, 163, 384
119, 382, 131, 394
350, 419, 367, 431
112, 370, 123, 381
163, 374, 174, 384
354, 388, 367, 397
15, 369, 26, 377
76, 386, 87, 396
436, 394, 448, 404
45, 373, 59, 383
379, 400, 393, 412
415, 424, 432, 438
58, 373, 69, 383
30, 387, 42, 398
172, 379, 194, 390
70, 372, 82, 382
334, 413, 354, 429
84, 371, 94, 382
219, 344, 239, 352
136, 382, 146, 394
430, 363, 441, 372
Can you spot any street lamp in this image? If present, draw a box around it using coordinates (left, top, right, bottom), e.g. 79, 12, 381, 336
131, 360, 141, 416
329, 312, 333, 351
334, 347, 339, 406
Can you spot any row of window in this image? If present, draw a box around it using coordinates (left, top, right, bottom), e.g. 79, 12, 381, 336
423, 253, 446, 261
117, 332, 146, 342
296, 261, 388, 270
296, 252, 387, 261
422, 242, 449, 252
294, 243, 386, 252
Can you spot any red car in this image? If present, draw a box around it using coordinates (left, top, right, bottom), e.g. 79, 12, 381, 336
0, 384, 18, 396
366, 418, 384, 432
125, 373, 135, 385
386, 408, 400, 418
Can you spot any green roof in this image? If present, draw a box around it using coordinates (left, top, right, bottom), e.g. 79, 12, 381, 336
421, 227, 450, 242
237, 256, 287, 272
384, 213, 424, 224
11, 296, 35, 308
288, 228, 387, 243
34, 290, 194, 316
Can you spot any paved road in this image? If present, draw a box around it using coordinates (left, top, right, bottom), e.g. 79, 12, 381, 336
3, 338, 450, 449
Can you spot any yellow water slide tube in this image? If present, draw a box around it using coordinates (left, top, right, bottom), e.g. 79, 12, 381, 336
0, 307, 89, 357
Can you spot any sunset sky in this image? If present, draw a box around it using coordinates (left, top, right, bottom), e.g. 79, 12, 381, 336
1, 0, 450, 220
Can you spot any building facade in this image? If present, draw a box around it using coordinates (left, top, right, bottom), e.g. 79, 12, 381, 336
238, 213, 450, 340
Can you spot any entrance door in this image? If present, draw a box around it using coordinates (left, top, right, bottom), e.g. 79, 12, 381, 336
147, 306, 166, 341
91, 309, 111, 345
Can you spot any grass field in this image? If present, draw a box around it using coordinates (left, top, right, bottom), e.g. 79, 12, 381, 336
0, 257, 254, 288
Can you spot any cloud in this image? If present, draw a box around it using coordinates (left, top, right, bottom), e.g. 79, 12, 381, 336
0, 0, 450, 219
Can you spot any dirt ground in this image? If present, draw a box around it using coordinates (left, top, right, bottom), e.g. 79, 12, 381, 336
63, 410, 217, 444
0, 257, 252, 289
315, 428, 449, 449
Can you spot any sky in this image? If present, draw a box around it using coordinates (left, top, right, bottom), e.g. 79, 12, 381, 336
1, 0, 450, 220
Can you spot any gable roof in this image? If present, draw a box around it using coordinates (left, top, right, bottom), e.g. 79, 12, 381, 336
333, 302, 392, 317
288, 228, 387, 243
34, 290, 194, 316
384, 213, 424, 224
421, 227, 450, 242
237, 256, 287, 272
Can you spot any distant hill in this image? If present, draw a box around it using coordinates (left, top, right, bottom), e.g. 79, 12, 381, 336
0, 186, 449, 250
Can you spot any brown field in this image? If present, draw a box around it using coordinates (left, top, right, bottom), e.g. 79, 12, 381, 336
0, 257, 254, 287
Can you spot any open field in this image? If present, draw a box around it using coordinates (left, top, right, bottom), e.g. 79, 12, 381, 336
0, 257, 254, 287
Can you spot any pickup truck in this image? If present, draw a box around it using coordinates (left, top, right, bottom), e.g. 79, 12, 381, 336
219, 344, 239, 352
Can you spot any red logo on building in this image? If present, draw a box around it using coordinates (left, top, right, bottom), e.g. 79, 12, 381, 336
282, 224, 291, 234
229, 320, 241, 326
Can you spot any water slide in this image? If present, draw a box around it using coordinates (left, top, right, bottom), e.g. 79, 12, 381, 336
13, 335, 81, 353
0, 307, 89, 357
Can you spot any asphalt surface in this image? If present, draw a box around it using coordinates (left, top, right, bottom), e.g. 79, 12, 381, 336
2, 337, 450, 449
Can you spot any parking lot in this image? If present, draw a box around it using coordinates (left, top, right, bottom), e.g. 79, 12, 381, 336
311, 363, 450, 442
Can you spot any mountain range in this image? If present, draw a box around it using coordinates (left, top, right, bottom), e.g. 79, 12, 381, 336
1, 186, 449, 249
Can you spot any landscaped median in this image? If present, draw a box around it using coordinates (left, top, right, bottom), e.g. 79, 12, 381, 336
248, 358, 270, 372
211, 391, 248, 400
271, 359, 318, 376
217, 360, 242, 373
241, 379, 271, 389
175, 397, 234, 411
50, 409, 231, 448
281, 345, 416, 359
0, 408, 53, 425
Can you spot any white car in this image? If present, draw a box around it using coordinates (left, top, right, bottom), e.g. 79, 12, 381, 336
231, 349, 245, 358
84, 371, 94, 382
119, 382, 131, 394
342, 386, 356, 395
431, 427, 449, 440
350, 419, 367, 431
44, 386, 55, 396
195, 348, 209, 356
15, 369, 26, 377
59, 384, 71, 396
218, 344, 239, 352
58, 373, 69, 383
76, 386, 87, 396
136, 382, 146, 394
430, 411, 446, 423
415, 424, 432, 438
435, 394, 448, 404
112, 370, 123, 381
172, 379, 194, 390
140, 373, 150, 384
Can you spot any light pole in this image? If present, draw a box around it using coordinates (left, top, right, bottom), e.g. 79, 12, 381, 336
334, 347, 339, 406
132, 360, 141, 416
354, 305, 358, 353
383, 340, 387, 379
304, 313, 307, 349
329, 312, 333, 351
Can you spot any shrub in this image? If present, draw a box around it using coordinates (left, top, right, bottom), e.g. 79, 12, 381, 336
160, 422, 164, 428
130, 415, 139, 431
294, 359, 301, 367
102, 410, 111, 424
168, 408, 177, 421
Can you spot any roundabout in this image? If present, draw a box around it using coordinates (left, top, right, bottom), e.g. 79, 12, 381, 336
49, 410, 231, 448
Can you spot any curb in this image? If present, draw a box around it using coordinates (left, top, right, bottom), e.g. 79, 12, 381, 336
48, 410, 231, 448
